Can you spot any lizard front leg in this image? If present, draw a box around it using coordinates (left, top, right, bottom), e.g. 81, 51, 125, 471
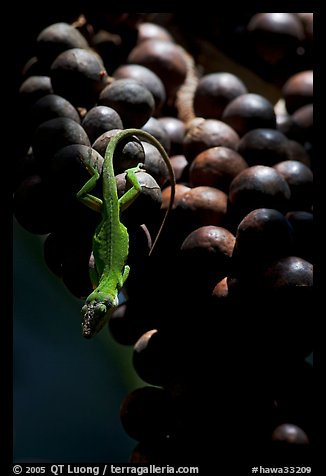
118, 164, 144, 213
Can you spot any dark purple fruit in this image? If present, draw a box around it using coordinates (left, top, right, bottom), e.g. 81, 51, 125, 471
19, 75, 53, 109
50, 145, 103, 202
179, 186, 228, 230
30, 94, 81, 130
137, 22, 174, 43
237, 128, 289, 166
113, 64, 166, 116
272, 423, 309, 445
273, 160, 313, 210
285, 140, 311, 167
32, 117, 90, 171
247, 13, 304, 64
189, 146, 248, 192
180, 225, 235, 290
183, 118, 240, 163
158, 117, 186, 155
36, 22, 89, 68
282, 70, 313, 114
222, 93, 277, 137
99, 78, 155, 128
81, 106, 123, 144
141, 117, 171, 153
229, 165, 291, 220
132, 329, 174, 386
262, 256, 313, 290
193, 72, 248, 119
169, 155, 189, 183
297, 13, 313, 44
233, 208, 293, 267
50, 48, 108, 108
141, 141, 170, 187
127, 39, 188, 97
291, 104, 313, 144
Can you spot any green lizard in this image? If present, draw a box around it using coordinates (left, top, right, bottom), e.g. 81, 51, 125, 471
77, 129, 175, 338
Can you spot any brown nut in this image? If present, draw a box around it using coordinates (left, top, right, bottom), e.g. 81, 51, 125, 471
189, 146, 248, 192
222, 93, 277, 137
181, 186, 228, 229
237, 128, 289, 167
229, 165, 291, 220
282, 70, 313, 114
247, 13, 304, 64
127, 39, 188, 97
183, 118, 239, 163
180, 225, 235, 290
273, 160, 313, 210
193, 72, 248, 119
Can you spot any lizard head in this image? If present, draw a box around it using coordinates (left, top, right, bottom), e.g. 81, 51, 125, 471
81, 299, 116, 338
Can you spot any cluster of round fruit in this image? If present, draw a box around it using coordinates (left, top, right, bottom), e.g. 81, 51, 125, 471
13, 12, 313, 468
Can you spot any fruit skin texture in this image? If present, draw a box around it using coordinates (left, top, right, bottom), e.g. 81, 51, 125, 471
30, 94, 81, 129
273, 160, 313, 211
32, 117, 91, 171
36, 22, 89, 68
282, 70, 313, 114
183, 118, 240, 163
113, 64, 166, 116
237, 128, 290, 167
180, 225, 235, 290
193, 72, 248, 119
180, 186, 228, 230
247, 13, 304, 65
222, 93, 277, 137
229, 165, 291, 220
50, 48, 108, 108
262, 256, 313, 289
272, 423, 309, 445
158, 117, 185, 155
189, 146, 248, 192
99, 79, 155, 129
19, 75, 53, 108
127, 39, 188, 97
81, 106, 123, 144
233, 208, 294, 267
